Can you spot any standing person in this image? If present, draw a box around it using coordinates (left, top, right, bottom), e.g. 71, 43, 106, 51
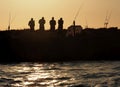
49, 17, 56, 31
28, 18, 35, 31
58, 18, 64, 31
38, 17, 46, 31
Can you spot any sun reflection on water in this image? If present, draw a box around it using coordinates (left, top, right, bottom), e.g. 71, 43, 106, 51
17, 63, 64, 86
0, 61, 120, 87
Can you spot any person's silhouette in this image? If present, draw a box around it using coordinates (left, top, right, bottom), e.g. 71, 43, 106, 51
38, 17, 46, 31
28, 18, 35, 31
58, 18, 64, 31
49, 17, 56, 31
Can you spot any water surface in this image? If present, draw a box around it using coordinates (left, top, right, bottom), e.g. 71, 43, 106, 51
0, 61, 120, 87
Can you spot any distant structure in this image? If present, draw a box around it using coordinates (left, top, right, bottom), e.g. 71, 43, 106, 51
49, 17, 56, 31
66, 24, 83, 37
66, 5, 83, 37
58, 18, 64, 31
66, 20, 83, 37
38, 17, 46, 31
28, 18, 35, 31
104, 11, 112, 28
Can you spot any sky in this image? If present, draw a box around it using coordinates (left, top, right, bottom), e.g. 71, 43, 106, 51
0, 0, 120, 30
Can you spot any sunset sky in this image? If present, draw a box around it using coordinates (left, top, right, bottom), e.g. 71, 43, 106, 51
0, 0, 120, 30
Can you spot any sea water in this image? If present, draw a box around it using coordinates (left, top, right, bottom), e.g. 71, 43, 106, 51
0, 61, 120, 87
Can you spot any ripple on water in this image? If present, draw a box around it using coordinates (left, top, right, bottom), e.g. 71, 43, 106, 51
82, 72, 120, 79
0, 61, 120, 87
0, 78, 22, 86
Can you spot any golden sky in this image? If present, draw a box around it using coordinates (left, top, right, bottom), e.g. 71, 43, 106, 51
0, 0, 120, 30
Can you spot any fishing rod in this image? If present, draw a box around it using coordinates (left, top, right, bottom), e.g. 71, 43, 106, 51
72, 3, 84, 36
85, 16, 88, 28
8, 12, 16, 30
104, 10, 112, 28
8, 12, 11, 30
73, 3, 84, 25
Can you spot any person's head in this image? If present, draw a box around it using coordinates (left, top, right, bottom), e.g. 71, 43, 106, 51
42, 17, 44, 19
52, 17, 54, 20
60, 18, 62, 20
31, 18, 33, 20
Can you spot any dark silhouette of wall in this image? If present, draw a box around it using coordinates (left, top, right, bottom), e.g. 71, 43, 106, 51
0, 27, 120, 62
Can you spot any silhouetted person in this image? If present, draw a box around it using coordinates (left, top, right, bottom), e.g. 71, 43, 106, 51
73, 20, 76, 36
49, 17, 56, 31
58, 18, 64, 31
38, 17, 46, 31
28, 18, 35, 31
8, 25, 10, 30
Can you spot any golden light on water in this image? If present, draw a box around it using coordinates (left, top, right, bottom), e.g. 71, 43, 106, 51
0, 62, 120, 86
17, 63, 64, 86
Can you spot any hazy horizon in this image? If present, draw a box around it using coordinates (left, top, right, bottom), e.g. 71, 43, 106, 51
0, 0, 120, 30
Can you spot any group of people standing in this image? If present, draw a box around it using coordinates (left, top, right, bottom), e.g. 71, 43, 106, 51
28, 17, 64, 31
